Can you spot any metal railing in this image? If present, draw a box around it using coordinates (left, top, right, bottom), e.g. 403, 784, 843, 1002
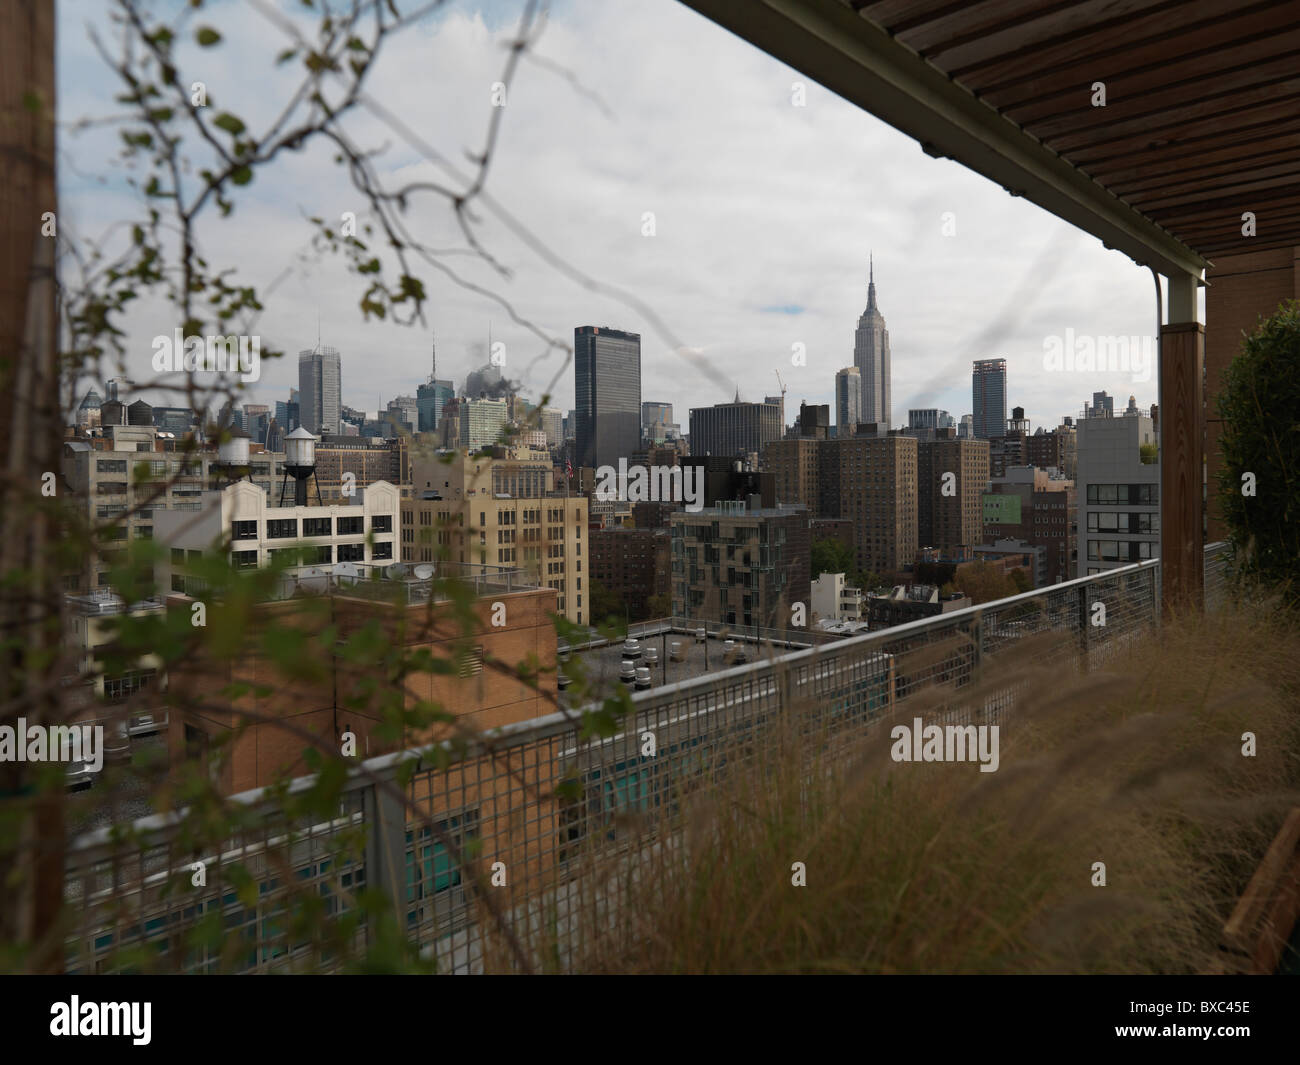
60, 545, 1231, 973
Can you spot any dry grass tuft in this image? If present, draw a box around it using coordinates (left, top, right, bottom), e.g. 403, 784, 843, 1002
562, 598, 1300, 974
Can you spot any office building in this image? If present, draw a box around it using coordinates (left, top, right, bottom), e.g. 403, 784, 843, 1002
1085, 390, 1115, 419
575, 326, 642, 469
688, 394, 784, 459
459, 397, 510, 451
972, 358, 1007, 440
416, 339, 456, 433
908, 408, 954, 431
853, 256, 891, 427
299, 346, 342, 436
641, 401, 680, 445
835, 367, 861, 439
539, 407, 564, 448
386, 395, 418, 434
274, 399, 300, 434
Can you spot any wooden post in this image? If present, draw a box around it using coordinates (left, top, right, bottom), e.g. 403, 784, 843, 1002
1158, 315, 1205, 617
0, 0, 60, 972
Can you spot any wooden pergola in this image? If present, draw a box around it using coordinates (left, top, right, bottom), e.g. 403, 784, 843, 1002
682, 0, 1300, 612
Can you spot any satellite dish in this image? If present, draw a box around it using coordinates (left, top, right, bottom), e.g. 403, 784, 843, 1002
299, 567, 328, 595
270, 574, 296, 601
335, 561, 360, 585
385, 563, 408, 580
413, 563, 435, 580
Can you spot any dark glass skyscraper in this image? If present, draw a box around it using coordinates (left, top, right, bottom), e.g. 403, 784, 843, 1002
972, 358, 1008, 440
575, 326, 641, 469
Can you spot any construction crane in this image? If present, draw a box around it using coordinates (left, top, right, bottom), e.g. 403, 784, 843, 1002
773, 369, 786, 400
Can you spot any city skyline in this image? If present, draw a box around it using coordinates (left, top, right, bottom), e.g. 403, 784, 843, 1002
57, 2, 1167, 437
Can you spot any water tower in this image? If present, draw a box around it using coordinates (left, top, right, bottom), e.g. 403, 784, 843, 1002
279, 426, 322, 506
212, 429, 252, 488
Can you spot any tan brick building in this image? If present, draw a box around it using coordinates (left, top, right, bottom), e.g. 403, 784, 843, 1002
403, 446, 589, 625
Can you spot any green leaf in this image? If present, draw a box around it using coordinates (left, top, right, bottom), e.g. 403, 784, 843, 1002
230, 165, 253, 186
196, 27, 222, 47
213, 112, 246, 135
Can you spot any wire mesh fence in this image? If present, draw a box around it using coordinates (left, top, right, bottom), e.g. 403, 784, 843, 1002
61, 548, 1229, 973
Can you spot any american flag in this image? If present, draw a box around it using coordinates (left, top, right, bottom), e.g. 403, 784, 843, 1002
565, 459, 573, 478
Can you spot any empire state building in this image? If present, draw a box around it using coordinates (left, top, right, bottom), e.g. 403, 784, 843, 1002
853, 256, 891, 428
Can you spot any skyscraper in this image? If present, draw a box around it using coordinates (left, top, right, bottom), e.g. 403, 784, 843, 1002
853, 255, 891, 428
971, 358, 1007, 440
299, 346, 342, 436
688, 394, 784, 459
417, 337, 455, 432
575, 326, 641, 469
835, 367, 861, 438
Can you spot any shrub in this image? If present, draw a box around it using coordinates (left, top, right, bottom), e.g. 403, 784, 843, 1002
1215, 298, 1300, 605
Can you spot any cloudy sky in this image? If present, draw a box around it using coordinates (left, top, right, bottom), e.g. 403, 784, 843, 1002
57, 0, 1176, 431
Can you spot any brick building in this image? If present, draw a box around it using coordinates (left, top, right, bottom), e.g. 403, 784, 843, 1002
589, 526, 671, 621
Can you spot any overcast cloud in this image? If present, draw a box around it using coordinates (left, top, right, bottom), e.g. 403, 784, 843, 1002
57, 0, 1171, 431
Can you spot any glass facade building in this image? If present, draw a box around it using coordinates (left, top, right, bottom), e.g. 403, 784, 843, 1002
575, 326, 641, 470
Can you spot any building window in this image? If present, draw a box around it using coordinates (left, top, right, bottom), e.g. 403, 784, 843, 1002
303, 517, 331, 537
96, 459, 127, 474
337, 543, 364, 563
232, 550, 258, 569
372, 515, 392, 533
337, 516, 364, 535
372, 541, 393, 560
457, 645, 484, 678
267, 518, 298, 539
233, 520, 258, 540
102, 668, 156, 703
